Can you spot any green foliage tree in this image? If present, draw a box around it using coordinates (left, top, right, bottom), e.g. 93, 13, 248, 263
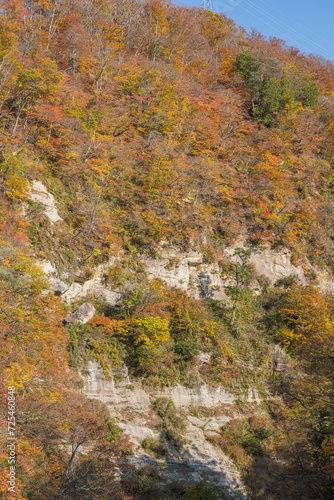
253, 74, 292, 125
234, 52, 262, 93
153, 397, 186, 447
234, 52, 319, 125
293, 77, 320, 107
221, 248, 253, 330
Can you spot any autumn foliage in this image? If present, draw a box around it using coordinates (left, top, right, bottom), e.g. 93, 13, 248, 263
0, 0, 334, 498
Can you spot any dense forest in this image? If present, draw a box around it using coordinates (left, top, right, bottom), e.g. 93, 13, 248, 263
0, 0, 333, 498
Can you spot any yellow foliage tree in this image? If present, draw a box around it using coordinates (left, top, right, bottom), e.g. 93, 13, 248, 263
131, 316, 170, 346
279, 285, 334, 363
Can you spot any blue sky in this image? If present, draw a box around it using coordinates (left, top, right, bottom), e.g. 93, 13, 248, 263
175, 0, 334, 62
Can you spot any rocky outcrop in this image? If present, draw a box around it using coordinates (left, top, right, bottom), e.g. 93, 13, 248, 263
61, 280, 121, 305
36, 260, 68, 295
141, 246, 228, 301
224, 240, 306, 284
139, 241, 307, 300
61, 253, 123, 304
64, 302, 96, 324
82, 360, 261, 409
38, 240, 334, 306
28, 181, 63, 224
315, 269, 334, 293
80, 360, 261, 499
141, 240, 334, 297
270, 345, 289, 372
37, 255, 123, 305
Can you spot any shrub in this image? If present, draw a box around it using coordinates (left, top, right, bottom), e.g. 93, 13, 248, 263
121, 465, 165, 499
214, 416, 273, 470
142, 437, 168, 458
132, 343, 180, 387
174, 340, 199, 362
185, 475, 230, 500
153, 398, 186, 448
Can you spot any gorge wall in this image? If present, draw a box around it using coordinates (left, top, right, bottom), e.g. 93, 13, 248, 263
80, 360, 259, 499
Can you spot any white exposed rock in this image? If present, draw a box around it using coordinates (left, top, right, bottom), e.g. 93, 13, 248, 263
49, 278, 68, 294
62, 281, 121, 305
37, 260, 56, 276
61, 255, 122, 304
36, 257, 122, 304
250, 247, 305, 284
180, 421, 246, 496
160, 383, 237, 408
188, 416, 205, 427
316, 270, 334, 293
28, 181, 63, 223
118, 424, 154, 445
64, 302, 95, 324
271, 344, 289, 372
141, 246, 228, 301
61, 282, 83, 301
81, 361, 151, 411
223, 239, 306, 284
36, 259, 69, 294
247, 387, 262, 403
80, 361, 248, 499
37, 240, 334, 307
80, 361, 115, 396
197, 351, 212, 367
141, 240, 334, 301
140, 242, 308, 301
82, 362, 261, 409
203, 416, 231, 433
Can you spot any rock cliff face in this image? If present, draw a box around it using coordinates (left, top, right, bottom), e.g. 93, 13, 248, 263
36, 238, 334, 499
141, 241, 310, 300
39, 239, 333, 305
37, 255, 123, 304
142, 246, 228, 301
232, 244, 306, 284
81, 360, 254, 499
140, 240, 334, 300
27, 178, 334, 299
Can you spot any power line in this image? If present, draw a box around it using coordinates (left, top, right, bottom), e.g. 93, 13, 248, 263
259, 0, 334, 49
237, 2, 334, 61
245, 0, 334, 60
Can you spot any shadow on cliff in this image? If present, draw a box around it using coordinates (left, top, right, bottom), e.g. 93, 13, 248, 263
122, 450, 248, 500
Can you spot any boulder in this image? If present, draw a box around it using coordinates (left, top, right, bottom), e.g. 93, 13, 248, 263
48, 277, 68, 295
64, 302, 95, 324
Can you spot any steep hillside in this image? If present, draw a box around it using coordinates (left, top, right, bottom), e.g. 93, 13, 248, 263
0, 1, 333, 498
